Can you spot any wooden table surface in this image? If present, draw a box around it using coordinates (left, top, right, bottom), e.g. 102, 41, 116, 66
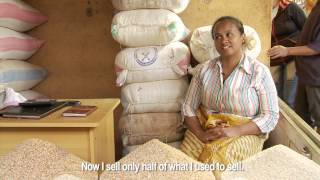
0, 98, 120, 164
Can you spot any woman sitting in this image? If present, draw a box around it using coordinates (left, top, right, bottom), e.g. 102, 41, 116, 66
181, 16, 279, 165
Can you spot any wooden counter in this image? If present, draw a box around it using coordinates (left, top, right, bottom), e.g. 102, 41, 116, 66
0, 98, 120, 164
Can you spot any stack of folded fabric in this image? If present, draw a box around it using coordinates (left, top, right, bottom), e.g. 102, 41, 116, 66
110, 0, 192, 155
0, 0, 49, 109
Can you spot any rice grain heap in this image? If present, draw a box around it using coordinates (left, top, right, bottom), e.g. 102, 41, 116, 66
100, 139, 215, 180
0, 138, 98, 180
221, 145, 320, 180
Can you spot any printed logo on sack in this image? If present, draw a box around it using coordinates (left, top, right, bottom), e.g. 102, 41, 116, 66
134, 47, 158, 66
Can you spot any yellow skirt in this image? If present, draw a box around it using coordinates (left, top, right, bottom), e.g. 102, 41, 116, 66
181, 110, 267, 165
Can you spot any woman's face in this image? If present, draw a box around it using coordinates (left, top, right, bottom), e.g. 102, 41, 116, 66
213, 20, 244, 59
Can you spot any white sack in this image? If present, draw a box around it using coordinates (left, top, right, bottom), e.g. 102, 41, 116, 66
0, 27, 44, 60
115, 42, 190, 86
119, 113, 185, 146
0, 0, 48, 32
111, 9, 189, 47
111, 0, 191, 14
190, 25, 261, 63
121, 78, 189, 114
0, 60, 48, 92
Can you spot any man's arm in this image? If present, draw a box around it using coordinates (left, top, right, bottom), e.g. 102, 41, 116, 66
268, 45, 319, 59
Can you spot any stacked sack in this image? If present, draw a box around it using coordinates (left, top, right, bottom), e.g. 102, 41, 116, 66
111, 0, 191, 155
190, 25, 262, 64
0, 0, 48, 109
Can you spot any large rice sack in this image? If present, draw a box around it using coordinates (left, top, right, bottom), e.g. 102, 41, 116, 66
123, 141, 182, 156
190, 25, 261, 63
111, 9, 189, 47
119, 113, 185, 146
0, 138, 98, 179
115, 42, 190, 86
221, 145, 320, 180
0, 60, 47, 92
0, 27, 44, 60
100, 139, 216, 180
121, 78, 189, 114
0, 0, 48, 32
111, 0, 190, 14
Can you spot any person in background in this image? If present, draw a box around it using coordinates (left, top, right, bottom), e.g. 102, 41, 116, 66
181, 16, 279, 165
270, 0, 306, 108
305, 0, 317, 15
268, 1, 320, 129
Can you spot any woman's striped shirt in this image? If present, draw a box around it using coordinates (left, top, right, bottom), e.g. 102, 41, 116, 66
182, 55, 279, 133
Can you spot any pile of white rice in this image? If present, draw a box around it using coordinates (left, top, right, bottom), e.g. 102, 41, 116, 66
100, 139, 215, 179
0, 138, 97, 180
221, 145, 320, 180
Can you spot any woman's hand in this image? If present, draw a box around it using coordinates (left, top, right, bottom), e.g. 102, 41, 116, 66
197, 128, 224, 143
267, 45, 289, 59
221, 127, 239, 137
202, 127, 240, 143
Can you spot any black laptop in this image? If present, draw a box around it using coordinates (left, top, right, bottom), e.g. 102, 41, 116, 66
0, 101, 68, 119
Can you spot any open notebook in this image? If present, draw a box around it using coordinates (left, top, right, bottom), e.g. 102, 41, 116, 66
0, 101, 67, 119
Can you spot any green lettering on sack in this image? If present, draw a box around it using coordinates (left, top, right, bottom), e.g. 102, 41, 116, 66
111, 24, 118, 37
168, 22, 177, 32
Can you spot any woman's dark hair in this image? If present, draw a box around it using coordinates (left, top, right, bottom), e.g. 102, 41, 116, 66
211, 16, 244, 39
